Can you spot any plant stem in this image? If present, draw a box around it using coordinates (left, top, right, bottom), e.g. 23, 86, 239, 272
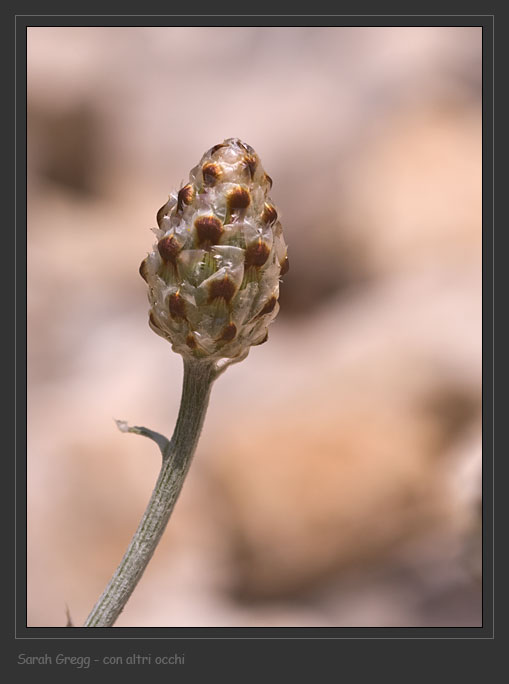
83, 358, 217, 627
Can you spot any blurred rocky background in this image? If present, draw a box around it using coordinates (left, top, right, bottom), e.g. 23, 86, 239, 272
27, 26, 482, 627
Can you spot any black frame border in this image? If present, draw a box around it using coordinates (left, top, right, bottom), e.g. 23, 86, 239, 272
13, 12, 494, 653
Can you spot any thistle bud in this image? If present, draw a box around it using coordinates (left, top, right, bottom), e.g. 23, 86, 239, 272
140, 138, 288, 361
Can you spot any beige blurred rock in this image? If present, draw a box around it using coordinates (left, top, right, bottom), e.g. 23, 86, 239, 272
205, 269, 481, 600
338, 101, 481, 277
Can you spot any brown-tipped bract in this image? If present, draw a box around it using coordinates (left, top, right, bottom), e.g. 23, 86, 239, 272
140, 138, 288, 360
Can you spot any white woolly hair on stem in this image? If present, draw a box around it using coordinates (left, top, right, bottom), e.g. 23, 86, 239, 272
82, 138, 288, 626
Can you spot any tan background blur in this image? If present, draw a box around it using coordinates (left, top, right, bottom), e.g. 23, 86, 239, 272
27, 26, 482, 627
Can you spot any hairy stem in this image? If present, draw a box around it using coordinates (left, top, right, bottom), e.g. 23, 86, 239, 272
83, 358, 216, 627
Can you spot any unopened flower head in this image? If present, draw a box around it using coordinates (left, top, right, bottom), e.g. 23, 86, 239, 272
140, 138, 289, 361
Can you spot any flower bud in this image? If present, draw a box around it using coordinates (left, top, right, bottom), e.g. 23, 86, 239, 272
140, 138, 288, 361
